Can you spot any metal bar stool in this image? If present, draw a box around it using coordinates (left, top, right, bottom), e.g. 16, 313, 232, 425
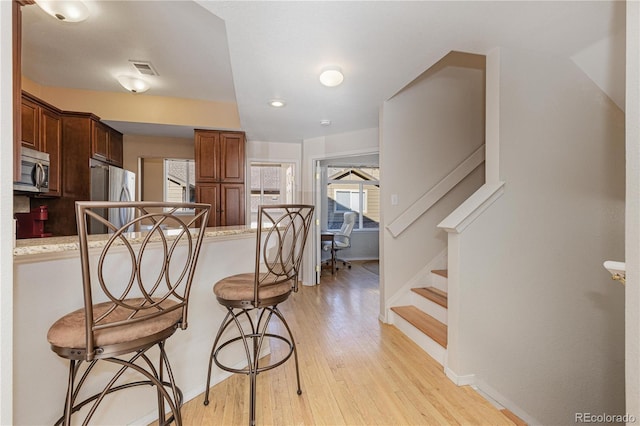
46, 201, 210, 425
203, 204, 314, 426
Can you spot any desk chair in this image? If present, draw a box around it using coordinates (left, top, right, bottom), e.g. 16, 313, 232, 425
47, 201, 210, 425
322, 211, 356, 270
203, 204, 314, 426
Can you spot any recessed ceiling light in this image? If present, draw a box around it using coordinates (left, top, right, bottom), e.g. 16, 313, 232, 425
319, 66, 344, 87
269, 100, 286, 108
320, 120, 332, 126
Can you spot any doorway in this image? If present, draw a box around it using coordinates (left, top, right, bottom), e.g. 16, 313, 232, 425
315, 154, 380, 284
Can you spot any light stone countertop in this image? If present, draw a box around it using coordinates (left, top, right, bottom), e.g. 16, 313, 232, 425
13, 225, 256, 258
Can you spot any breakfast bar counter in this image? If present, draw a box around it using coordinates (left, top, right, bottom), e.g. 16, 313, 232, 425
13, 225, 263, 425
13, 225, 255, 260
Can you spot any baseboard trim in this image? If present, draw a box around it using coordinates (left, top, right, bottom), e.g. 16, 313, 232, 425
472, 379, 539, 426
445, 366, 476, 386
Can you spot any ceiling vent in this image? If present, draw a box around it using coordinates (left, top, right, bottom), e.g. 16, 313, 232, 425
130, 61, 159, 76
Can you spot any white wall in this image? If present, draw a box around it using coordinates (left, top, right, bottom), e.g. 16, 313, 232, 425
0, 2, 14, 423
456, 48, 625, 424
320, 230, 379, 262
380, 63, 485, 311
571, 28, 626, 111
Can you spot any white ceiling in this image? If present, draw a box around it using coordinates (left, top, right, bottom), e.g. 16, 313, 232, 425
21, 1, 625, 143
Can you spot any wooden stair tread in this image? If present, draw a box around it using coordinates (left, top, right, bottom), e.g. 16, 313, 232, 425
431, 269, 448, 278
412, 287, 448, 308
391, 305, 447, 348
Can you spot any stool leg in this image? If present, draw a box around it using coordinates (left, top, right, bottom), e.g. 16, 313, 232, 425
204, 311, 234, 406
249, 369, 257, 426
157, 344, 166, 425
157, 341, 182, 426
272, 307, 302, 395
62, 360, 77, 426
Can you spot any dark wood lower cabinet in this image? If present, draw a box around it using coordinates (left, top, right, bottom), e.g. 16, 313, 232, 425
196, 184, 220, 227
196, 183, 245, 227
220, 183, 245, 226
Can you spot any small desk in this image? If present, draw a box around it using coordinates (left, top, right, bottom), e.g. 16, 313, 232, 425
321, 233, 336, 274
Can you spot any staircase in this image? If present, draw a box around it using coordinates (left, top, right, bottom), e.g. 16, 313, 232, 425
390, 269, 448, 366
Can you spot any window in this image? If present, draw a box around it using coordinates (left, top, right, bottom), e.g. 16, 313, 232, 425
326, 166, 379, 231
164, 159, 195, 211
249, 162, 295, 227
334, 189, 367, 213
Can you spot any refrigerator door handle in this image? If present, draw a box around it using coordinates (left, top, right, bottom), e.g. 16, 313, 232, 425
119, 185, 134, 227
120, 185, 132, 202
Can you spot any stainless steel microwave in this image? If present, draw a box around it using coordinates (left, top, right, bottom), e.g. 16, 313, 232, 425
14, 146, 50, 193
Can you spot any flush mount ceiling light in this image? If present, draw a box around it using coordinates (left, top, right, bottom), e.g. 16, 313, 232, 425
319, 66, 344, 87
35, 0, 90, 22
117, 75, 150, 94
269, 99, 286, 108
320, 120, 332, 126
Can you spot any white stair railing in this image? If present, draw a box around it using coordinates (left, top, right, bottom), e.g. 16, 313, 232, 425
386, 144, 485, 238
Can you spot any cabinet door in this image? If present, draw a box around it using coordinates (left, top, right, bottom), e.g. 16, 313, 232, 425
195, 131, 219, 182
221, 183, 245, 226
92, 121, 109, 161
196, 183, 220, 227
21, 97, 39, 150
220, 132, 245, 183
109, 129, 123, 167
62, 115, 92, 199
40, 108, 62, 196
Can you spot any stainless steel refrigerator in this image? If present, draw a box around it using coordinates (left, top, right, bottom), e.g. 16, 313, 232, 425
89, 158, 136, 234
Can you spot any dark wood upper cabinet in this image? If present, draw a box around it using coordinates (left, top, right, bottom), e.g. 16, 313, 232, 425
195, 131, 219, 182
20, 96, 39, 149
220, 132, 245, 183
88, 117, 124, 167
40, 107, 62, 196
92, 121, 109, 161
21, 92, 62, 197
109, 130, 123, 167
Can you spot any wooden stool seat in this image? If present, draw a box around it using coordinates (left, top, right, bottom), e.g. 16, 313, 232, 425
48, 298, 182, 359
214, 273, 293, 306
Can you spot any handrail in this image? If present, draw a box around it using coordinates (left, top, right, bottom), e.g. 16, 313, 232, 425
437, 181, 505, 234
386, 144, 485, 237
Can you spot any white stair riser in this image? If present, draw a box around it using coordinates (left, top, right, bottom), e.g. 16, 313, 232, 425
390, 311, 447, 366
431, 273, 448, 292
411, 293, 448, 325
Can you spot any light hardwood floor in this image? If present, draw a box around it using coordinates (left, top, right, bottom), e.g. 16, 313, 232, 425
174, 262, 517, 425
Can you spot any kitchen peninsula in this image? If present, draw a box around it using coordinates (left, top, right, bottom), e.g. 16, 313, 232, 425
13, 225, 263, 425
